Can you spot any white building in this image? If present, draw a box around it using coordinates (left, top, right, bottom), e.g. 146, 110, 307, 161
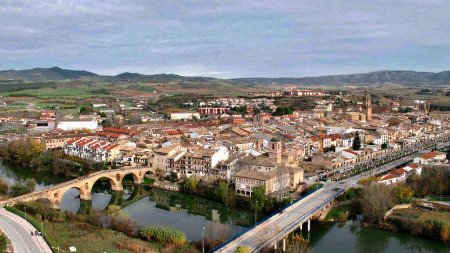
170, 112, 200, 120
57, 119, 99, 131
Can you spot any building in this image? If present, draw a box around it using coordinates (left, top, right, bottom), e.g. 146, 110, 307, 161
235, 166, 303, 196
153, 144, 187, 172
38, 133, 95, 150
57, 119, 99, 131
413, 151, 447, 164
63, 137, 121, 162
283, 89, 324, 97
170, 112, 200, 120
199, 107, 230, 116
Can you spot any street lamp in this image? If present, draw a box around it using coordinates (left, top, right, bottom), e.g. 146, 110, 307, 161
254, 200, 259, 226
202, 227, 206, 253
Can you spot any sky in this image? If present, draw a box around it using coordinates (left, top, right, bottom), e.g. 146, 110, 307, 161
1, 0, 450, 78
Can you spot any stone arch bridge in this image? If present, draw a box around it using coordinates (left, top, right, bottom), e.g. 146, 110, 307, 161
0, 167, 154, 209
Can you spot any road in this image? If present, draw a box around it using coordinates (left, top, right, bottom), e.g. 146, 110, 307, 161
214, 184, 344, 252
0, 208, 52, 253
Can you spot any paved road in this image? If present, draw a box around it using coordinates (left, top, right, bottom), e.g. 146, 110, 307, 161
0, 208, 52, 253
215, 184, 344, 252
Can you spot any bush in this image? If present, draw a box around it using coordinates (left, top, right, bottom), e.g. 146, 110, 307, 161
0, 232, 8, 252
140, 226, 186, 246
234, 246, 251, 253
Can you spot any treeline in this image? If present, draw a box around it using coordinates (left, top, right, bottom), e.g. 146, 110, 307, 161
0, 82, 56, 93
0, 139, 105, 178
407, 167, 450, 197
181, 176, 292, 216
0, 178, 36, 197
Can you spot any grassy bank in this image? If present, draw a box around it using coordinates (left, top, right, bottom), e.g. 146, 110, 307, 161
6, 206, 198, 253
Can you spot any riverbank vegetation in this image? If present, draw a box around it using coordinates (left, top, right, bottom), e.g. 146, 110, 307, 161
8, 201, 199, 253
326, 167, 450, 244
0, 138, 107, 178
180, 177, 292, 217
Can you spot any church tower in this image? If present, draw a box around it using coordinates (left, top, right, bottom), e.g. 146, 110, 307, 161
269, 138, 282, 164
365, 89, 372, 121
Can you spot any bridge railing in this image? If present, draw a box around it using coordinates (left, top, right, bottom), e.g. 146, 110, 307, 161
209, 184, 324, 253
258, 188, 345, 251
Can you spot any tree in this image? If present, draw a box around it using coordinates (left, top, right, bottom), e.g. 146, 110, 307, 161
360, 184, 394, 225
272, 106, 293, 116
10, 179, 36, 197
250, 185, 266, 212
381, 143, 388, 149
353, 132, 361, 150
0, 179, 8, 195
205, 222, 233, 249
216, 181, 230, 204
79, 105, 94, 115
182, 176, 199, 193
393, 184, 414, 204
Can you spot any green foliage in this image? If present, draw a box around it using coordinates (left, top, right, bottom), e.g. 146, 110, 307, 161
0, 138, 44, 167
79, 105, 94, 115
10, 179, 36, 197
381, 142, 388, 149
182, 176, 199, 193
353, 132, 361, 150
230, 106, 247, 115
14, 201, 61, 221
214, 181, 236, 206
234, 246, 251, 253
423, 220, 450, 243
0, 178, 8, 195
140, 226, 186, 246
272, 106, 293, 116
0, 232, 8, 252
250, 185, 266, 211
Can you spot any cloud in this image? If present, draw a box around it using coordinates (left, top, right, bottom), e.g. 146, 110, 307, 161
0, 0, 450, 77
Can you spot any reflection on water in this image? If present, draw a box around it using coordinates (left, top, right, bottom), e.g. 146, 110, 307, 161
307, 221, 448, 253
59, 184, 252, 241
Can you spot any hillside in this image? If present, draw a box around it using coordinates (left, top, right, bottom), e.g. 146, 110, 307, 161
0, 67, 98, 82
1, 67, 450, 86
230, 70, 450, 86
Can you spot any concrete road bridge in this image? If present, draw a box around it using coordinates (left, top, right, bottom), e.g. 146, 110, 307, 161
0, 167, 154, 209
212, 132, 450, 253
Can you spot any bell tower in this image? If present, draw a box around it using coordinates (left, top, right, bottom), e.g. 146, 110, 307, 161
269, 138, 282, 164
365, 88, 372, 121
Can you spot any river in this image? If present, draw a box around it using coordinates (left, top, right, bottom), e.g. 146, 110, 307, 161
1, 164, 449, 251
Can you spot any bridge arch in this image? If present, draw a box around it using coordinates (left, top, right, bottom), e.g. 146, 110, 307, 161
93, 175, 122, 192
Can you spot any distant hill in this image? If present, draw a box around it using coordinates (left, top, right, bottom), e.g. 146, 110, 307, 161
1, 67, 450, 86
230, 70, 450, 86
0, 67, 98, 82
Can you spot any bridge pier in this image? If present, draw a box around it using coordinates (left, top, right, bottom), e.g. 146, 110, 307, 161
307, 219, 311, 231
274, 242, 277, 250
299, 222, 303, 230
282, 238, 286, 252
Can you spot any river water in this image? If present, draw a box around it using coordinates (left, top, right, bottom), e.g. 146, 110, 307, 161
1, 164, 449, 251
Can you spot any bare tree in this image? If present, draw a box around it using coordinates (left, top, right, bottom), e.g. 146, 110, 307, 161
360, 183, 394, 225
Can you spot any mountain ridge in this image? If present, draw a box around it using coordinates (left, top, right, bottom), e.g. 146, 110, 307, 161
1, 67, 450, 86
